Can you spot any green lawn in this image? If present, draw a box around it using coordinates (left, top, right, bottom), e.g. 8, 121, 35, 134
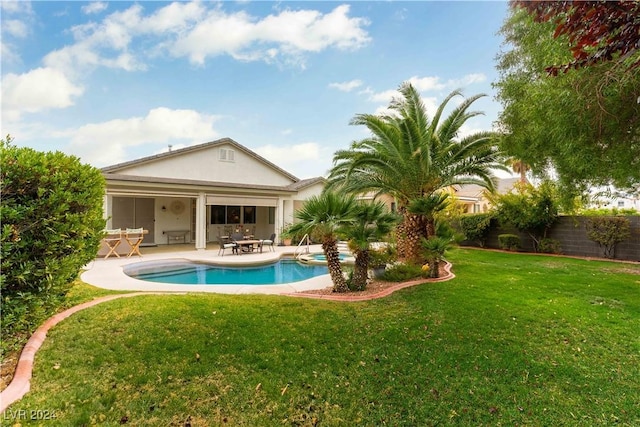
7, 249, 640, 426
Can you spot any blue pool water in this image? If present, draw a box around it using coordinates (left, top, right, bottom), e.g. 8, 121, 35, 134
123, 259, 328, 285
310, 253, 349, 262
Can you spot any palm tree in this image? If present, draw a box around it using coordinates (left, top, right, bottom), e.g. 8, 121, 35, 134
287, 191, 358, 293
508, 158, 530, 184
338, 200, 399, 290
326, 82, 506, 263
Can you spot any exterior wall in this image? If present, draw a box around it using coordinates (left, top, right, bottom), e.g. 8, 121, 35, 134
113, 143, 295, 187
468, 216, 640, 262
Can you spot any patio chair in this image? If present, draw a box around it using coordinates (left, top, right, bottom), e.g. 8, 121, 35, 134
230, 232, 244, 254
218, 236, 237, 256
261, 233, 276, 252
103, 228, 122, 258
124, 228, 145, 257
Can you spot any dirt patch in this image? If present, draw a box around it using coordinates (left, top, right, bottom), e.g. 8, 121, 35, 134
299, 264, 449, 297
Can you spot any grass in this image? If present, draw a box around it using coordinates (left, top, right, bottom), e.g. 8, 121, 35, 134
6, 249, 640, 426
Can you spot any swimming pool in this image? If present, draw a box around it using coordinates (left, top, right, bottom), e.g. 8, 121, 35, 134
297, 252, 355, 265
123, 259, 328, 285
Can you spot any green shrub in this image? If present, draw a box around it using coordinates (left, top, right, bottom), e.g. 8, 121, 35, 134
538, 238, 561, 254
498, 234, 521, 251
585, 216, 631, 259
1, 139, 106, 354
490, 181, 560, 252
381, 263, 427, 282
458, 213, 493, 247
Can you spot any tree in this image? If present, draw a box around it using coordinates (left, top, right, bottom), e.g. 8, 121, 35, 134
585, 216, 631, 259
326, 82, 505, 264
495, 5, 640, 191
490, 181, 560, 252
338, 201, 398, 291
514, 0, 640, 74
508, 158, 529, 184
286, 191, 358, 293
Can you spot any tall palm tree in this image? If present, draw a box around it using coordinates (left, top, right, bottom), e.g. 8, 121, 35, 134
326, 82, 506, 263
508, 158, 530, 184
338, 200, 399, 290
287, 191, 358, 293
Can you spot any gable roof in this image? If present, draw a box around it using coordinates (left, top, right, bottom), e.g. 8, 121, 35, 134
101, 137, 299, 182
286, 177, 326, 191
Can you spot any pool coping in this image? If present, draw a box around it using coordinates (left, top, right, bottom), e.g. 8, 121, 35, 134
80, 246, 335, 294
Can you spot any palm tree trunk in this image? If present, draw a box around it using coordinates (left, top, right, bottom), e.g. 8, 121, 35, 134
352, 249, 369, 291
322, 239, 348, 292
400, 212, 427, 264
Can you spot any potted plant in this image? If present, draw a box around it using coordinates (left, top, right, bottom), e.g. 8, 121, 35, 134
279, 223, 293, 246
368, 245, 396, 279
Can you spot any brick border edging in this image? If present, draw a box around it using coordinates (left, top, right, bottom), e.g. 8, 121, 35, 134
283, 261, 455, 301
0, 292, 170, 414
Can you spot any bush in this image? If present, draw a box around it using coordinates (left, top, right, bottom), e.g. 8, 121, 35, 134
538, 238, 562, 254
491, 181, 560, 252
1, 139, 106, 354
585, 216, 631, 259
458, 213, 493, 247
498, 234, 521, 251
381, 263, 427, 282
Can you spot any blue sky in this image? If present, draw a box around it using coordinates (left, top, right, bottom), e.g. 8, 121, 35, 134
1, 1, 510, 179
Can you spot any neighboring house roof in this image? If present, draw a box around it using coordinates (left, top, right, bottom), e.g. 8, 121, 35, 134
454, 178, 521, 202
102, 137, 299, 182
286, 177, 326, 191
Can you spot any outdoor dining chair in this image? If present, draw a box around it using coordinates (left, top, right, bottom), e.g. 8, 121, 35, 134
103, 228, 122, 258
124, 228, 145, 257
261, 233, 276, 252
218, 236, 237, 256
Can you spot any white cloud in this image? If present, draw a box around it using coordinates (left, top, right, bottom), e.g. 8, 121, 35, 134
329, 79, 363, 92
3, 19, 29, 38
0, 1, 33, 15
65, 108, 220, 166
254, 142, 332, 177
407, 76, 445, 92
1, 67, 84, 120
82, 2, 108, 15
446, 73, 486, 88
169, 4, 370, 66
255, 142, 319, 163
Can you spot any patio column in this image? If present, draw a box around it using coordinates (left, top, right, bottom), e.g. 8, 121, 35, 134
195, 192, 207, 251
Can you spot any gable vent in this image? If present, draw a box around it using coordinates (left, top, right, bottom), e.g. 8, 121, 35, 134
219, 148, 235, 162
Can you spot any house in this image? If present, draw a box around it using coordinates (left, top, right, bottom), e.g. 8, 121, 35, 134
100, 138, 325, 252
452, 178, 521, 213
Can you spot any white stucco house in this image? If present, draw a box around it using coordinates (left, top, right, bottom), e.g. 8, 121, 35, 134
100, 138, 325, 252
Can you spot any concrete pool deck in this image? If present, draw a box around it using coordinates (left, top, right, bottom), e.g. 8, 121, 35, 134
81, 244, 333, 294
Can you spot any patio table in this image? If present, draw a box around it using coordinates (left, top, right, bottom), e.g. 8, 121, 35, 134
233, 239, 263, 254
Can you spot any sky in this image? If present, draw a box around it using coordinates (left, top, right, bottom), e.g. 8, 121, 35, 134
1, 0, 511, 180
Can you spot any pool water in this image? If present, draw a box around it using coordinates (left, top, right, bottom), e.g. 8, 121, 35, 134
310, 253, 349, 261
124, 259, 328, 285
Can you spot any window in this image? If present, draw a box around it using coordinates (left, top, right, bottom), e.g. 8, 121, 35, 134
227, 206, 241, 224
268, 207, 275, 224
210, 205, 226, 224
618, 201, 625, 208
243, 206, 256, 224
219, 148, 235, 162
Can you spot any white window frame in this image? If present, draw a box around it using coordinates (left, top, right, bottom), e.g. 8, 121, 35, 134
219, 148, 235, 162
